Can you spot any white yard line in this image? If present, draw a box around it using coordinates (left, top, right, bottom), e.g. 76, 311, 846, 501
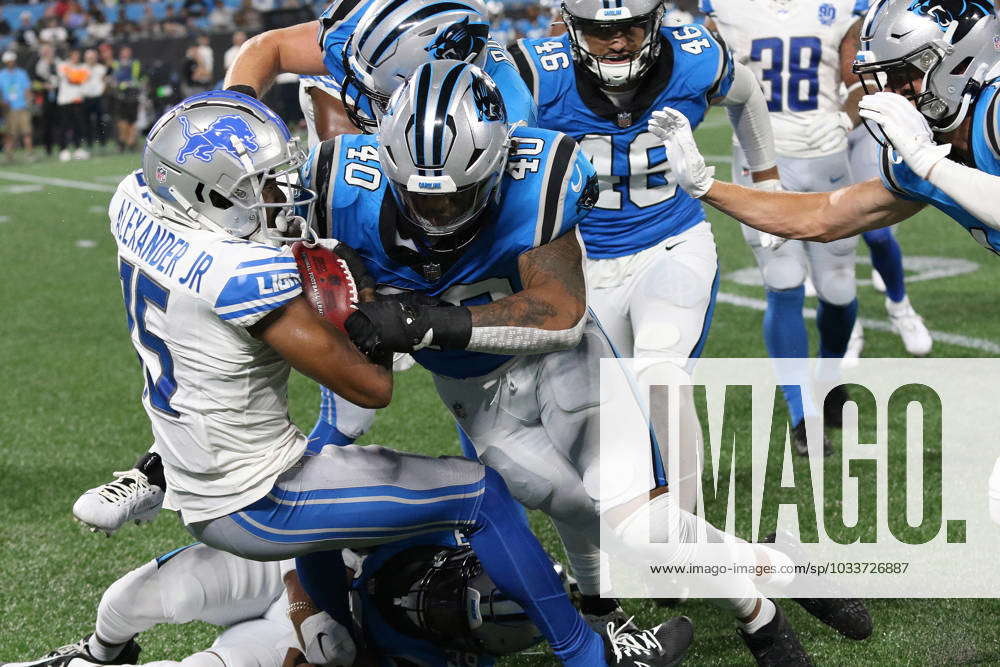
716, 291, 1000, 354
0, 170, 117, 193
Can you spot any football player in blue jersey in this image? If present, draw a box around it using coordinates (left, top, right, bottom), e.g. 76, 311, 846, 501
4, 536, 554, 666
650, 0, 1000, 258
300, 58, 703, 665
510, 0, 778, 503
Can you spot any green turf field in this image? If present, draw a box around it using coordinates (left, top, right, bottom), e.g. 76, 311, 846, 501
3, 110, 1000, 664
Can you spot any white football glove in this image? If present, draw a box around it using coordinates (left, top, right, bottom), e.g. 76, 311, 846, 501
648, 107, 715, 198
804, 112, 854, 153
297, 610, 356, 667
858, 92, 951, 179
750, 178, 786, 250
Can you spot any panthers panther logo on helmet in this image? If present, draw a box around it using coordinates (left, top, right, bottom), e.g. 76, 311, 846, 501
907, 0, 996, 38
425, 17, 490, 61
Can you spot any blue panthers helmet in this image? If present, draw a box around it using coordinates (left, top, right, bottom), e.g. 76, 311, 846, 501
855, 0, 1000, 132
142, 90, 315, 241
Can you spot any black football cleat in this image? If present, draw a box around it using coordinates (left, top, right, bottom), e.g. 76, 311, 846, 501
2, 636, 141, 667
792, 421, 832, 457
823, 385, 851, 429
762, 532, 873, 640
738, 604, 812, 666
603, 615, 694, 667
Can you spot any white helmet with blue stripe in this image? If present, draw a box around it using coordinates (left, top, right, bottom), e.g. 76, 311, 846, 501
142, 90, 315, 242
377, 60, 509, 254
561, 0, 666, 88
854, 0, 1000, 133
342, 0, 492, 132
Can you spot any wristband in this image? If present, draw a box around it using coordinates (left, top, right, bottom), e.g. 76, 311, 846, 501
225, 84, 258, 99
426, 306, 472, 349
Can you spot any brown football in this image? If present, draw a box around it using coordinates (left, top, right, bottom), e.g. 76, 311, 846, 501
291, 242, 358, 332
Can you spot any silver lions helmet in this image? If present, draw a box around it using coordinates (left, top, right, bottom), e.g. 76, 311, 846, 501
561, 0, 666, 89
371, 544, 567, 656
854, 0, 1000, 134
377, 59, 509, 254
142, 90, 315, 242
342, 0, 492, 132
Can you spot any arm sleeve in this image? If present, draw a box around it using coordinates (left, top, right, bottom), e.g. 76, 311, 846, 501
927, 158, 1000, 231
213, 246, 302, 327
717, 62, 777, 172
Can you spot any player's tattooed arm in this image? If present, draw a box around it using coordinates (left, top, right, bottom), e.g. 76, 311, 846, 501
469, 230, 586, 331
224, 21, 328, 96
344, 232, 587, 357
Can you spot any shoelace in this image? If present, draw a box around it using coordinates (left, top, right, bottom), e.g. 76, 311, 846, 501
46, 638, 87, 657
606, 616, 663, 662
96, 470, 149, 504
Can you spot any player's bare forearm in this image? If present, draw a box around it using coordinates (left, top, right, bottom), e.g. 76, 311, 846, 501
256, 297, 392, 407
701, 178, 924, 242
308, 87, 360, 140
468, 231, 586, 331
224, 21, 327, 95
751, 166, 779, 183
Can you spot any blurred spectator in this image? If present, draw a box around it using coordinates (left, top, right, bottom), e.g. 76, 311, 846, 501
234, 0, 263, 32
209, 0, 235, 32
38, 17, 68, 46
223, 30, 246, 72
195, 33, 214, 80
86, 8, 113, 44
139, 4, 161, 38
65, 2, 88, 31
181, 43, 210, 97
252, 0, 275, 10
52, 1, 71, 22
162, 6, 188, 38
185, 0, 210, 18
14, 12, 37, 49
56, 48, 89, 160
33, 43, 60, 156
1, 51, 34, 161
111, 45, 142, 151
81, 48, 108, 148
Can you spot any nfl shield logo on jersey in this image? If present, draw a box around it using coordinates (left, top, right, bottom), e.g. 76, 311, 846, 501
818, 3, 837, 24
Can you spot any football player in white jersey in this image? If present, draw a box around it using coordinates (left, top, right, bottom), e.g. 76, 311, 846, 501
702, 0, 867, 455
84, 89, 654, 667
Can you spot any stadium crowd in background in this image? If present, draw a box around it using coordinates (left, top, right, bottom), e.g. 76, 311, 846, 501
0, 0, 699, 162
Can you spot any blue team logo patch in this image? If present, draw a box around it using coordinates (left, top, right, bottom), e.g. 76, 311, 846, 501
819, 3, 837, 24
425, 17, 490, 61
175, 114, 260, 164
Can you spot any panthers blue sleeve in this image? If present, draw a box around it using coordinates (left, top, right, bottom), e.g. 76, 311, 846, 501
852, 0, 870, 16
317, 0, 370, 86
705, 27, 736, 100
302, 137, 346, 240
527, 132, 598, 247
699, 0, 715, 15
213, 245, 302, 326
877, 146, 920, 202
974, 83, 1000, 176
483, 40, 538, 126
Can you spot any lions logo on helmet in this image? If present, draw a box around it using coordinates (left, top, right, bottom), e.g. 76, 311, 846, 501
425, 16, 490, 61
175, 114, 260, 164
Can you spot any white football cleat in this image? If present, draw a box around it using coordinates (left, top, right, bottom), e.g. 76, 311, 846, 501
885, 296, 932, 356
841, 321, 864, 370
871, 268, 886, 293
72, 469, 164, 536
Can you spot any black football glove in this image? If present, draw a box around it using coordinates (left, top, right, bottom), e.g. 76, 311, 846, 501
329, 241, 376, 293
345, 301, 471, 357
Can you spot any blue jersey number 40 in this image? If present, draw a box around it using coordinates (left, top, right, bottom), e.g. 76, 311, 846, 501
750, 36, 821, 112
